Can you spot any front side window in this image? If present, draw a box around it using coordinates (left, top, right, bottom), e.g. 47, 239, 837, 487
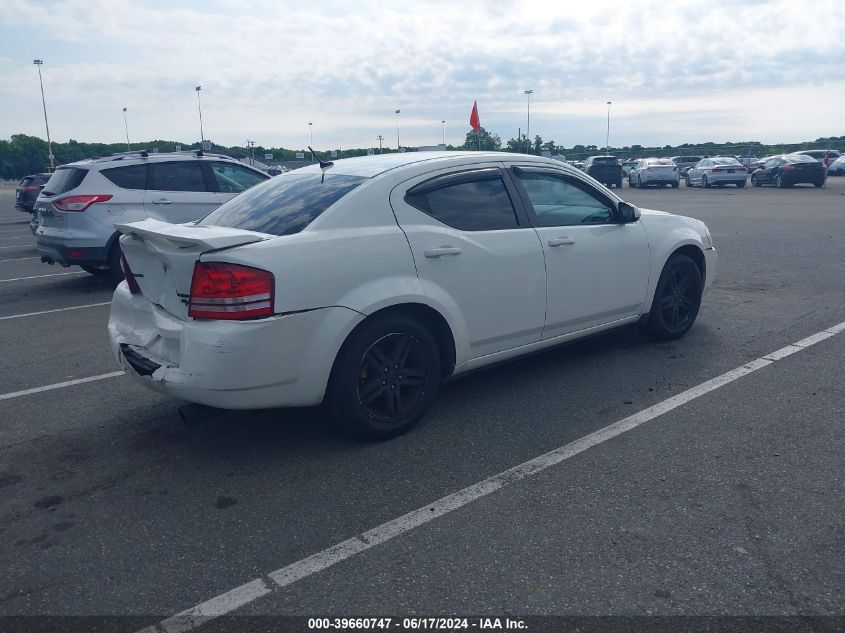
201, 172, 366, 236
515, 171, 614, 226
148, 162, 207, 192
210, 162, 267, 193
405, 172, 519, 231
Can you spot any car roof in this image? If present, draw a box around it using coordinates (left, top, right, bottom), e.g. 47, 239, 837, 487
290, 151, 564, 178
56, 151, 242, 169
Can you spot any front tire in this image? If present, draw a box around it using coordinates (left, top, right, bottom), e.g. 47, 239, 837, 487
640, 254, 703, 342
702, 175, 710, 188
325, 314, 441, 440
752, 174, 761, 187
776, 174, 786, 188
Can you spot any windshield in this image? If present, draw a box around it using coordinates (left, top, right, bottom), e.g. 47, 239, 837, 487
200, 172, 367, 236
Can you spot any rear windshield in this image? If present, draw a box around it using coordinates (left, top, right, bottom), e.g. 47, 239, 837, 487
646, 159, 674, 165
200, 172, 366, 236
41, 167, 88, 197
19, 177, 34, 186
713, 157, 740, 165
591, 157, 618, 164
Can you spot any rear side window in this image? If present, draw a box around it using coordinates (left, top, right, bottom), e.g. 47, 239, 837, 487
405, 171, 518, 231
101, 164, 148, 189
200, 173, 366, 236
41, 167, 88, 197
209, 162, 267, 193
148, 162, 207, 192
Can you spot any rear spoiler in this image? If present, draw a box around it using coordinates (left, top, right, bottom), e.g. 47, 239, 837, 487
115, 218, 269, 250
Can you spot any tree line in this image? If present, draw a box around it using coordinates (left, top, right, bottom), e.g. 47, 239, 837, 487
2, 132, 842, 180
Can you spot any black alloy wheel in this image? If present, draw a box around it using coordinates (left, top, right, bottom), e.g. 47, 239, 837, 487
752, 174, 761, 187
641, 253, 703, 341
776, 174, 786, 188
326, 314, 440, 439
357, 333, 428, 423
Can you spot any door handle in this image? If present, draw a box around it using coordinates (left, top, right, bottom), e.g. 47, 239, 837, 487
151, 198, 172, 205
548, 236, 575, 247
424, 246, 461, 258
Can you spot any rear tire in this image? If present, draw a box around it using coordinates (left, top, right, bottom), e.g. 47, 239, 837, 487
616, 178, 623, 188
81, 265, 110, 277
640, 254, 703, 342
702, 175, 710, 188
325, 313, 441, 440
736, 181, 746, 188
814, 179, 824, 188
671, 181, 679, 188
776, 174, 786, 188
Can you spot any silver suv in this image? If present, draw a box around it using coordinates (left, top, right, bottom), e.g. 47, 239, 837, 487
34, 150, 268, 277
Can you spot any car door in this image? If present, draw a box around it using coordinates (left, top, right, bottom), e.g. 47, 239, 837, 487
144, 161, 220, 223
390, 165, 547, 360
508, 166, 650, 339
760, 158, 779, 184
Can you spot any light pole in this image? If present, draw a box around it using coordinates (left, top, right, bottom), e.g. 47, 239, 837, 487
123, 107, 130, 151
308, 122, 313, 147
195, 85, 204, 142
441, 120, 446, 147
605, 101, 612, 155
246, 140, 255, 166
33, 60, 54, 171
524, 89, 533, 154
377, 135, 384, 154
395, 109, 401, 150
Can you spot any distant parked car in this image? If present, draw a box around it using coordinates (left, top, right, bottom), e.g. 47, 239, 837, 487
33, 150, 269, 278
827, 156, 845, 176
670, 156, 702, 174
621, 160, 638, 177
584, 155, 623, 188
792, 149, 841, 164
735, 156, 760, 171
15, 173, 52, 212
628, 158, 680, 188
750, 154, 826, 188
685, 157, 746, 188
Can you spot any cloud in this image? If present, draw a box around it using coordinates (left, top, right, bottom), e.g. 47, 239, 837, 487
0, 0, 842, 148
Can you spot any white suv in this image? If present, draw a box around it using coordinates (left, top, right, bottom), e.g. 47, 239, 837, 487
33, 150, 268, 277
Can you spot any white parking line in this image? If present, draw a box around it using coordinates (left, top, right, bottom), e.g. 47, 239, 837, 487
0, 257, 39, 263
0, 371, 124, 402
0, 302, 111, 321
0, 244, 33, 250
146, 320, 845, 633
0, 271, 86, 283
0, 235, 29, 240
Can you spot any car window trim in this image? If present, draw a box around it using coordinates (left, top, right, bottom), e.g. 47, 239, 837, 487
506, 165, 622, 226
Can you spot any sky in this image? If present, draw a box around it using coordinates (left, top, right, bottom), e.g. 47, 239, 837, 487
0, 0, 843, 151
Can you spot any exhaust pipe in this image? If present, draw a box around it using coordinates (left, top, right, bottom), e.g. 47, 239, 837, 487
178, 403, 225, 426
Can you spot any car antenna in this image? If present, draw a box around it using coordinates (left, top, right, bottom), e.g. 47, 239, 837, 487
308, 146, 333, 183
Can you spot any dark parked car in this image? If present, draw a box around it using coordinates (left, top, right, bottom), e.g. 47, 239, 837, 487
750, 154, 826, 188
584, 155, 622, 188
670, 155, 702, 174
15, 173, 52, 212
792, 149, 841, 164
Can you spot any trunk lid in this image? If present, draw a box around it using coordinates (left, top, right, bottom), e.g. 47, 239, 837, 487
116, 219, 272, 320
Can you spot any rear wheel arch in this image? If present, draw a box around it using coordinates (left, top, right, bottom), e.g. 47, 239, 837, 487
336, 302, 457, 381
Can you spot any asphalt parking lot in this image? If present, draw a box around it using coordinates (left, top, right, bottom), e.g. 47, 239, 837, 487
1, 179, 843, 630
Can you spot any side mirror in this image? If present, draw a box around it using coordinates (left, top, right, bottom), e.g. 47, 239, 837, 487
618, 201, 640, 223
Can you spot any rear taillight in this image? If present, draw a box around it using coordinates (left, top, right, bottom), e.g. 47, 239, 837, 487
52, 194, 113, 212
783, 164, 796, 171
120, 253, 141, 295
188, 262, 274, 320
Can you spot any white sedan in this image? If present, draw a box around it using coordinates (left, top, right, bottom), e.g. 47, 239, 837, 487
628, 158, 680, 188
109, 152, 716, 439
685, 157, 747, 188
